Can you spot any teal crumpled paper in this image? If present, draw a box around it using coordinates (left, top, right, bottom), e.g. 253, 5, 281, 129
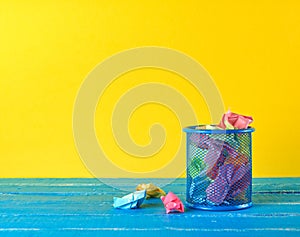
113, 190, 146, 209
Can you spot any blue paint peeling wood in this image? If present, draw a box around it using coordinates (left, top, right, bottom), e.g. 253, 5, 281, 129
0, 178, 299, 237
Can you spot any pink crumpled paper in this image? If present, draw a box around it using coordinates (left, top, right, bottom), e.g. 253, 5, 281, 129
218, 110, 253, 129
161, 192, 184, 214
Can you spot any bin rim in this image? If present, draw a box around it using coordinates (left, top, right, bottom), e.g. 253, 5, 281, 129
183, 125, 255, 134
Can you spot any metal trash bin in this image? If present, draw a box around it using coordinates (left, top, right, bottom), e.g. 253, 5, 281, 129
183, 125, 255, 211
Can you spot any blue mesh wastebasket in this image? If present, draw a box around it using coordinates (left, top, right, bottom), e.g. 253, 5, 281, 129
183, 125, 255, 211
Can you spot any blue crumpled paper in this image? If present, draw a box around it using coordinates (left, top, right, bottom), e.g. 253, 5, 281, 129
113, 190, 146, 209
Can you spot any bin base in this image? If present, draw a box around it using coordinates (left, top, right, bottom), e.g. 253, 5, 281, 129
186, 202, 252, 211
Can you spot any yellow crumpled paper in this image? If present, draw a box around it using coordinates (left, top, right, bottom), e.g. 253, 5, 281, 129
136, 183, 166, 199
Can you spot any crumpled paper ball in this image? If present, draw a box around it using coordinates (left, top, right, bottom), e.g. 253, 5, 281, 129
136, 183, 166, 199
161, 192, 184, 214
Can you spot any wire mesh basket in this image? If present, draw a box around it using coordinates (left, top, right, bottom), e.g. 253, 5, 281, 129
183, 125, 255, 211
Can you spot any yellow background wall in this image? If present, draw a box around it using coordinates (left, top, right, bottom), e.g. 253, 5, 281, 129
0, 0, 299, 177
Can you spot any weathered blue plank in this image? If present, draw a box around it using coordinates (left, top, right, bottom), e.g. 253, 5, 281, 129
0, 178, 299, 237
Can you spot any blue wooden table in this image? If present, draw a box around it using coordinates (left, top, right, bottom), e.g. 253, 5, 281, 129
0, 178, 299, 236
